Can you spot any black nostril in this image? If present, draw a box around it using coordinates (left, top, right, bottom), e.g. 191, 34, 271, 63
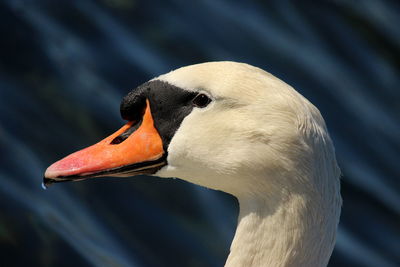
111, 136, 124, 145
110, 119, 143, 145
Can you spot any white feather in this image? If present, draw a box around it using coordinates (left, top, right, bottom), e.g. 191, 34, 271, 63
155, 62, 341, 267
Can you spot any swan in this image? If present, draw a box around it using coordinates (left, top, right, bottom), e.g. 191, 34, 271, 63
44, 61, 341, 267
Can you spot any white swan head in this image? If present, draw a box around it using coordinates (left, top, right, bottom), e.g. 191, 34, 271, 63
154, 62, 340, 198
44, 61, 341, 266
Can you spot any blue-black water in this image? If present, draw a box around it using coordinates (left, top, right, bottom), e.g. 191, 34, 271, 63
0, 0, 399, 266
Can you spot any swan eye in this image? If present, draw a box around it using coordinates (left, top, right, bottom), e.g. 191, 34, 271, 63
192, 93, 211, 108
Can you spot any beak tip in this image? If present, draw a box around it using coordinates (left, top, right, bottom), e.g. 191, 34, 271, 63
44, 154, 86, 179
44, 163, 61, 179
43, 165, 60, 188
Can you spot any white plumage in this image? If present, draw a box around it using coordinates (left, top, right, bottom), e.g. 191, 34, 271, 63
154, 62, 342, 267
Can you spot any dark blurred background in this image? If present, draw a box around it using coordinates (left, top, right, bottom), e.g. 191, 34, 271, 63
1, 0, 399, 266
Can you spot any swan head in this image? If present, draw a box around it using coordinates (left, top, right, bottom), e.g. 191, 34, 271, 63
44, 61, 340, 199
154, 62, 341, 198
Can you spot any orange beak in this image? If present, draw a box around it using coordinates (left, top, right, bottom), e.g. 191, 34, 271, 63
43, 100, 165, 187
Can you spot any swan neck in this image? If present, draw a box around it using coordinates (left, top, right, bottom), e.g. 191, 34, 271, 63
225, 192, 337, 267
